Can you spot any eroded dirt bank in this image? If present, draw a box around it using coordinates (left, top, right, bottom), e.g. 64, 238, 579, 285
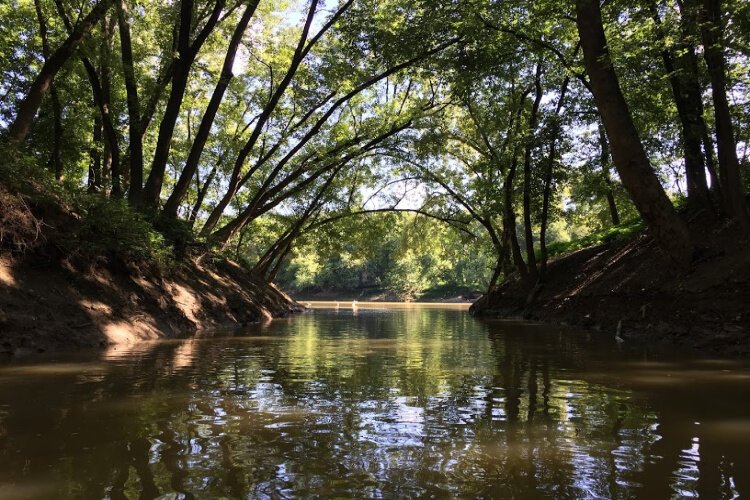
0, 184, 302, 355
471, 216, 750, 356
0, 254, 302, 355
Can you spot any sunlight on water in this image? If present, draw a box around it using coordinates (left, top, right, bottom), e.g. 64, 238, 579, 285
0, 307, 749, 498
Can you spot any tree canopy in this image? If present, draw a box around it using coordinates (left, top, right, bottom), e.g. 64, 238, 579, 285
1, 0, 748, 297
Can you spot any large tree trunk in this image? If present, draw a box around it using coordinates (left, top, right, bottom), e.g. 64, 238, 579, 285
500, 89, 530, 281
142, 0, 225, 211
576, 0, 692, 267
677, 0, 722, 194
504, 152, 530, 281
677, 2, 722, 197
162, 0, 259, 218
649, 2, 712, 210
8, 0, 111, 144
697, 0, 750, 227
141, 0, 195, 210
116, 0, 144, 206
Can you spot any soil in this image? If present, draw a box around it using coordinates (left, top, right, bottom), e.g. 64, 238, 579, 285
0, 253, 302, 356
0, 186, 302, 356
471, 214, 750, 356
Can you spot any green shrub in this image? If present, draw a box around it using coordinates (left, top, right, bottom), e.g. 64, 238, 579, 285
62, 194, 175, 268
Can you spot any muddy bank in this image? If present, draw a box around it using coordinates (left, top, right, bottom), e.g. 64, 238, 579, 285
471, 216, 750, 356
0, 184, 302, 355
0, 253, 302, 355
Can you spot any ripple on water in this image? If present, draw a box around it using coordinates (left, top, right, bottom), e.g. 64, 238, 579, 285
0, 308, 749, 498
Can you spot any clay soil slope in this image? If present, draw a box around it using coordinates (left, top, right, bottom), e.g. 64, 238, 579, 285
471, 215, 750, 356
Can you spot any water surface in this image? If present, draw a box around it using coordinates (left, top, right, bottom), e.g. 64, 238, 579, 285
1, 305, 749, 498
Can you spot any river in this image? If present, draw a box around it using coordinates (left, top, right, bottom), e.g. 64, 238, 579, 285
1, 304, 749, 498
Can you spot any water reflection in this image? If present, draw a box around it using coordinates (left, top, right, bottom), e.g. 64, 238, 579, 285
0, 308, 748, 498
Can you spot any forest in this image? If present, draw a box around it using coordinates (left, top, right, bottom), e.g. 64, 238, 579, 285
3, 1, 750, 496
0, 0, 748, 350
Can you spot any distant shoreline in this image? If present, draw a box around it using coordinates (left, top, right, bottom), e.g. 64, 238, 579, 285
299, 300, 473, 309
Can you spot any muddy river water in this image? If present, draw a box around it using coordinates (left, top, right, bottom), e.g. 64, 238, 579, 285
1, 304, 749, 498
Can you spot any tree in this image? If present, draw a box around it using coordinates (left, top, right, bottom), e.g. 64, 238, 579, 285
162, 0, 260, 217
141, 0, 227, 210
695, 0, 750, 227
575, 0, 692, 267
7, 0, 112, 145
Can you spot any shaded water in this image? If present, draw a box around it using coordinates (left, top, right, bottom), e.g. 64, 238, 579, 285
1, 305, 749, 498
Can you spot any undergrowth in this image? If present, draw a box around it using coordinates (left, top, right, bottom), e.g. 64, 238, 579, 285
61, 194, 175, 268
544, 218, 645, 258
1, 145, 176, 268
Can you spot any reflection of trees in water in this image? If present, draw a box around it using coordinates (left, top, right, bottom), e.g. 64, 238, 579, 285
0, 311, 748, 497
484, 324, 748, 498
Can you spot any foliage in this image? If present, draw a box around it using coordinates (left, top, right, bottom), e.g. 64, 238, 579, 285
277, 213, 493, 299
61, 195, 175, 267
2, 0, 748, 291
544, 218, 645, 258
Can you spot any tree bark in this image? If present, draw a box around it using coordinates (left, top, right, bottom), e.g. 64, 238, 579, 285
576, 0, 692, 267
540, 77, 570, 276
500, 89, 531, 280
100, 13, 121, 197
504, 152, 530, 281
676, 0, 722, 195
116, 0, 144, 206
650, 2, 712, 209
8, 0, 111, 144
697, 0, 750, 226
142, 0, 226, 210
599, 124, 621, 226
162, 0, 259, 217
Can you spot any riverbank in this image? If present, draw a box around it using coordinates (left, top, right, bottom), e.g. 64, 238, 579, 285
0, 254, 302, 356
0, 183, 302, 356
291, 286, 481, 303
471, 214, 750, 356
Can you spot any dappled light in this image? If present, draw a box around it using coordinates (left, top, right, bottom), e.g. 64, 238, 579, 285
0, 258, 16, 288
102, 320, 159, 344
1, 0, 749, 496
